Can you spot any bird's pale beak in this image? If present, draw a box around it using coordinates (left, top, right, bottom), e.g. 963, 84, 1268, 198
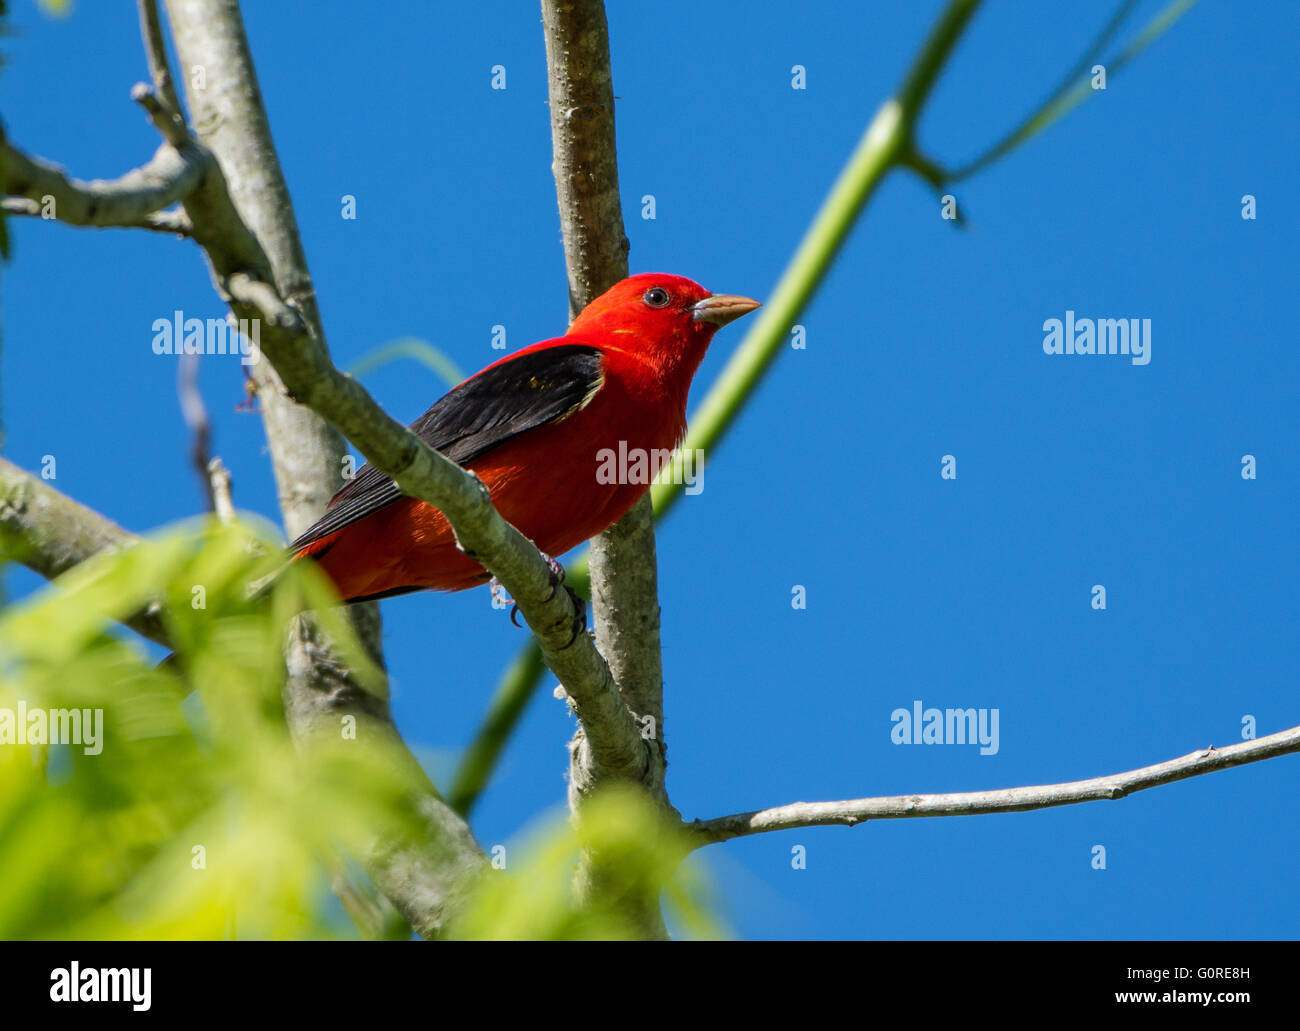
692, 293, 762, 327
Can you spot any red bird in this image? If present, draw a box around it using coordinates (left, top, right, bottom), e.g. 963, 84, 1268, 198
290, 274, 760, 603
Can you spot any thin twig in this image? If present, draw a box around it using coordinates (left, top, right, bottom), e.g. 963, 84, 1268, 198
1, 196, 193, 234
0, 122, 202, 230
947, 0, 1197, 182
207, 457, 234, 523
686, 725, 1300, 848
135, 0, 184, 119
178, 352, 215, 512
130, 81, 189, 148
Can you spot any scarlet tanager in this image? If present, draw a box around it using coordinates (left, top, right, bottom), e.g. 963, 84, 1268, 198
290, 274, 760, 603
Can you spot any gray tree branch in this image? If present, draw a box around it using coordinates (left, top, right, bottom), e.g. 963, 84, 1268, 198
541, 0, 671, 942
686, 725, 1300, 848
3, 0, 656, 935
0, 457, 170, 646
156, 0, 495, 937
0, 120, 200, 232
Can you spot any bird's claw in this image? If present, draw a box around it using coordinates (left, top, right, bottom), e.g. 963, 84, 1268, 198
558, 586, 587, 650
492, 559, 583, 645
488, 575, 513, 610
540, 552, 566, 602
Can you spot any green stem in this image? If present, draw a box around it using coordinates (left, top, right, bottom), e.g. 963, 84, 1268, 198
447, 638, 548, 816
948, 0, 1198, 183
347, 337, 465, 389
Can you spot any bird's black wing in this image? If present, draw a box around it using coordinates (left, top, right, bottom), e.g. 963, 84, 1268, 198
289, 343, 604, 553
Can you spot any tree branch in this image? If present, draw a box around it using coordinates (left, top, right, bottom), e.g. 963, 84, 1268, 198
139, 3, 646, 796
542, 0, 673, 942
0, 120, 202, 231
483, 2, 994, 780
4, 2, 653, 927
542, 0, 629, 322
154, 0, 502, 936
207, 456, 235, 522
685, 725, 1300, 848
542, 0, 665, 800
178, 352, 215, 512
0, 197, 192, 234
0, 457, 170, 647
136, 0, 184, 124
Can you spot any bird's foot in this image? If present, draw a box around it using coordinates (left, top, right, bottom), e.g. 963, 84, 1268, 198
488, 575, 513, 609
559, 585, 587, 650
488, 576, 526, 627
491, 556, 583, 642
539, 554, 585, 647
539, 552, 566, 601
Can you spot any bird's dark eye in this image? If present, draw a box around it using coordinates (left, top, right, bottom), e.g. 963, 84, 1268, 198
642, 287, 671, 309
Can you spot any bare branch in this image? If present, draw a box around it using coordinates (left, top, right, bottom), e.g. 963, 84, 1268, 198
541, 0, 629, 321
0, 196, 192, 235
155, 0, 651, 796
542, 0, 665, 803
207, 457, 234, 522
0, 458, 169, 647
135, 0, 184, 122
0, 124, 203, 231
542, 0, 671, 942
583, 498, 667, 801
130, 82, 191, 149
685, 725, 1300, 849
159, 0, 496, 937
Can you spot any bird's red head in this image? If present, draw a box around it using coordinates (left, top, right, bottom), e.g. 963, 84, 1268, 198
567, 273, 760, 380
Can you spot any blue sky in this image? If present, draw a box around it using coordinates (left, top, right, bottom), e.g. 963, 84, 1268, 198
2, 0, 1297, 940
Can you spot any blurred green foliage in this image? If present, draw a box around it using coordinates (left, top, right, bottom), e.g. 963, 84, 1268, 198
0, 519, 722, 939
451, 784, 725, 940
0, 519, 390, 938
